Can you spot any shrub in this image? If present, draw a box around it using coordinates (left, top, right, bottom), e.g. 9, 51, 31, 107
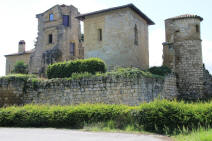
12, 61, 28, 74
148, 66, 171, 76
105, 67, 163, 79
71, 72, 93, 80
2, 100, 212, 135
47, 58, 107, 79
0, 104, 131, 129
0, 74, 37, 82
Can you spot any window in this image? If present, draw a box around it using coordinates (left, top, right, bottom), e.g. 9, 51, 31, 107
48, 34, 53, 44
49, 13, 54, 21
196, 25, 200, 33
63, 15, 69, 27
134, 24, 138, 45
70, 43, 75, 56
98, 29, 102, 41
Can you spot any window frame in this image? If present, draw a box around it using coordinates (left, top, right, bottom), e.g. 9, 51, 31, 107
98, 29, 102, 41
70, 42, 75, 56
49, 13, 54, 21
63, 15, 70, 27
196, 25, 200, 33
134, 24, 138, 45
48, 34, 53, 44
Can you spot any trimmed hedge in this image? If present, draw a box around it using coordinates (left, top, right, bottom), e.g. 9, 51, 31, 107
47, 58, 107, 79
1, 100, 212, 134
0, 74, 37, 82
148, 66, 171, 76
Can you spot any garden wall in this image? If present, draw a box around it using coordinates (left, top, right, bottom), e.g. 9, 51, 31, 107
0, 74, 178, 107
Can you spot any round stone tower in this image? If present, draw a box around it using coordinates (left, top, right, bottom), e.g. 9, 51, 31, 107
18, 40, 26, 53
163, 14, 204, 100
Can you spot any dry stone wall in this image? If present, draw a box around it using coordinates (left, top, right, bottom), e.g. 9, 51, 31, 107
0, 75, 178, 107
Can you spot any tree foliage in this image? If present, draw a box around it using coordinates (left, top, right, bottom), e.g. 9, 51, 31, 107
12, 61, 28, 74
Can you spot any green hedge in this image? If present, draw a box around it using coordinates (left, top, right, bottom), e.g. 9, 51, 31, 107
148, 66, 171, 76
1, 100, 212, 134
47, 58, 107, 79
0, 74, 37, 82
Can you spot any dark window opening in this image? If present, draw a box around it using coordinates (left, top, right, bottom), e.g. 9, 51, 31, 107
70, 43, 75, 56
49, 13, 54, 21
196, 25, 200, 33
48, 34, 53, 44
134, 24, 138, 45
98, 29, 102, 41
63, 15, 69, 27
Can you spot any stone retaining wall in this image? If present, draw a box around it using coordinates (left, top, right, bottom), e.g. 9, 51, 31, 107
0, 75, 178, 107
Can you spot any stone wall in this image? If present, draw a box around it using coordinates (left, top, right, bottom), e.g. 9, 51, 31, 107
0, 75, 178, 107
83, 7, 149, 69
163, 17, 204, 100
203, 66, 212, 99
29, 4, 81, 76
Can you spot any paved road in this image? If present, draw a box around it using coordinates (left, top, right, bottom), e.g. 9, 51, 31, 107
0, 128, 171, 141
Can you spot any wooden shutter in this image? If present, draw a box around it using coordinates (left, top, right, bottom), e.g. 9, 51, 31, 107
70, 43, 75, 56
63, 15, 69, 27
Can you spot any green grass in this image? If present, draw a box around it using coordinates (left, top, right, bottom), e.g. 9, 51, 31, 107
82, 120, 149, 134
174, 128, 212, 141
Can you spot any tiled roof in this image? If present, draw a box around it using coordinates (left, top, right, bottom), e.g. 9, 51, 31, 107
76, 4, 155, 25
166, 14, 203, 21
5, 49, 35, 57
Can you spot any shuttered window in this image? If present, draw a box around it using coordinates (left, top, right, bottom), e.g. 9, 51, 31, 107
70, 43, 75, 56
63, 15, 69, 27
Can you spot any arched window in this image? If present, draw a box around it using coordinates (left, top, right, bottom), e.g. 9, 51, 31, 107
134, 24, 138, 45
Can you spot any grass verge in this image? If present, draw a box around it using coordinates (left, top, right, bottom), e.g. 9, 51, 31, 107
173, 128, 212, 141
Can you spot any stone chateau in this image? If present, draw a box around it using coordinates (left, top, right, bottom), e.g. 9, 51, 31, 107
4, 3, 211, 102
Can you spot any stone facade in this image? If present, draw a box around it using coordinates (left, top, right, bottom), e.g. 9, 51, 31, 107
5, 40, 33, 75
77, 4, 154, 69
29, 4, 82, 76
163, 15, 204, 100
203, 66, 212, 99
0, 75, 178, 107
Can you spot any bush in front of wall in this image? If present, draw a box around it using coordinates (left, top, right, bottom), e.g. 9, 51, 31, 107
2, 100, 212, 134
47, 58, 107, 79
12, 61, 28, 74
148, 66, 171, 76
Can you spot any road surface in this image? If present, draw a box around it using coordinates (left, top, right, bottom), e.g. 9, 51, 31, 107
0, 128, 172, 141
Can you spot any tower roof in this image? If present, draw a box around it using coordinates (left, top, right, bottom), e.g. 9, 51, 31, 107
76, 4, 155, 25
19, 40, 25, 44
166, 14, 203, 21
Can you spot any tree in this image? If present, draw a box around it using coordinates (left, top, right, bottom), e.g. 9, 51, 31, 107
12, 61, 28, 74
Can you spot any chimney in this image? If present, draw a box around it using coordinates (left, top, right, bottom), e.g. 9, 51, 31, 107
18, 40, 25, 53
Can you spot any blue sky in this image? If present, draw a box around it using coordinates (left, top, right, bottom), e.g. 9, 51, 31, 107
0, 0, 211, 76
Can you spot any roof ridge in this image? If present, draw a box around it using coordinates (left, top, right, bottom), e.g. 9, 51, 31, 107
166, 14, 203, 21
76, 4, 155, 25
